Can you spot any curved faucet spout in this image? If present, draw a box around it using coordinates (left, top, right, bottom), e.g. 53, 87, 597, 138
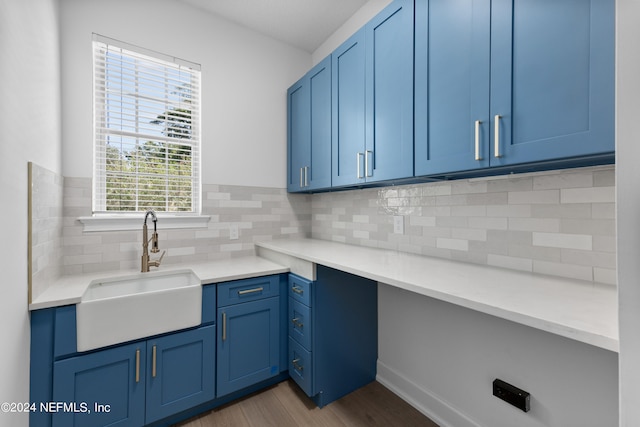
144, 210, 157, 225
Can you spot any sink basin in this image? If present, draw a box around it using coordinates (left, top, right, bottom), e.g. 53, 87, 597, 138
76, 269, 202, 352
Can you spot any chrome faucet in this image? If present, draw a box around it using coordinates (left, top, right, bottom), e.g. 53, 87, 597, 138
141, 210, 166, 272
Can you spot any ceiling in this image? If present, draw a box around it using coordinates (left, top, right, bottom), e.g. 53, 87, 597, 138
177, 0, 369, 53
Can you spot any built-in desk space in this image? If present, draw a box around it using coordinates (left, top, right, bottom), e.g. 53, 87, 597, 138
256, 238, 618, 352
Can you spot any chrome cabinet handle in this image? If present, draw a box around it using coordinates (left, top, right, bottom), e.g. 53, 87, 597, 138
494, 114, 502, 158
300, 167, 304, 188
135, 349, 140, 383
304, 166, 309, 187
291, 317, 303, 328
238, 287, 264, 295
291, 286, 304, 295
365, 150, 373, 177
152, 345, 157, 378
222, 312, 227, 341
474, 120, 482, 161
356, 152, 364, 179
292, 358, 303, 372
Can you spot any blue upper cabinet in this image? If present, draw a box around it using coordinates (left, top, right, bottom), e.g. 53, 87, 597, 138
364, 0, 414, 182
287, 57, 332, 192
308, 57, 332, 190
332, 29, 367, 187
416, 0, 614, 176
332, 0, 414, 187
287, 78, 309, 192
414, 0, 491, 175
490, 0, 614, 166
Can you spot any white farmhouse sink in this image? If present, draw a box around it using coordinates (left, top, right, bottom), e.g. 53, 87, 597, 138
76, 269, 202, 352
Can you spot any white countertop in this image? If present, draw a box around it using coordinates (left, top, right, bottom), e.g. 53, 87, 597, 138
256, 238, 619, 353
29, 256, 289, 311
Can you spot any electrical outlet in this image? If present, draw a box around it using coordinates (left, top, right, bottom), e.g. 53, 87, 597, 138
393, 215, 404, 234
229, 224, 239, 240
493, 379, 530, 412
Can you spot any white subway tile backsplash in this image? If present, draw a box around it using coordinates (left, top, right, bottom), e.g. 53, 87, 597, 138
58, 180, 310, 275
508, 218, 561, 232
532, 172, 593, 190
508, 189, 560, 205
594, 268, 617, 285
410, 216, 436, 227
49, 165, 615, 286
487, 254, 533, 272
168, 247, 196, 257
561, 186, 615, 204
437, 237, 469, 251
532, 232, 593, 250
533, 260, 593, 282
311, 166, 615, 285
468, 217, 508, 230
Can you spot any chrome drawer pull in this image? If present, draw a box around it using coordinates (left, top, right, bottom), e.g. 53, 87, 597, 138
292, 358, 304, 372
238, 287, 264, 295
222, 312, 227, 341
291, 286, 304, 295
494, 114, 502, 158
291, 318, 303, 328
152, 345, 157, 378
135, 349, 140, 383
474, 120, 482, 161
365, 150, 373, 177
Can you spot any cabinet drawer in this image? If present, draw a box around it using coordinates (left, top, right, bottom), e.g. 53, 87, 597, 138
289, 274, 312, 306
289, 337, 313, 397
217, 275, 279, 307
289, 298, 312, 350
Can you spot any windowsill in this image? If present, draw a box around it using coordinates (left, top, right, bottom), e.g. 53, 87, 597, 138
78, 214, 211, 232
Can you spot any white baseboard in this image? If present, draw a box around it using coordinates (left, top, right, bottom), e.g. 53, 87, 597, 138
376, 360, 481, 427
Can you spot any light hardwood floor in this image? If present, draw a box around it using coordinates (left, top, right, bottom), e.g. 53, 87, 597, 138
174, 380, 440, 427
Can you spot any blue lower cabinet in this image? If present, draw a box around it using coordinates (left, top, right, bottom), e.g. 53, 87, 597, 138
289, 337, 312, 396
52, 342, 146, 427
145, 325, 216, 424
217, 296, 280, 397
51, 325, 215, 427
287, 267, 377, 407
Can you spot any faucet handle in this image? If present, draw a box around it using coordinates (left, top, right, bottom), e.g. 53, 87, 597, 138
149, 250, 166, 268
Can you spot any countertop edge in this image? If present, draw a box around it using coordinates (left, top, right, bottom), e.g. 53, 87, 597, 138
256, 239, 619, 353
29, 256, 290, 311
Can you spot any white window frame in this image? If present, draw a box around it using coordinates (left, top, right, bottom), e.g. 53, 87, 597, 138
84, 34, 207, 231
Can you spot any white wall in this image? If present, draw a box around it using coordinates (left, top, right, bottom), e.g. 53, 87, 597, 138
60, 0, 311, 188
311, 0, 392, 64
377, 285, 618, 427
616, 0, 640, 425
0, 0, 62, 426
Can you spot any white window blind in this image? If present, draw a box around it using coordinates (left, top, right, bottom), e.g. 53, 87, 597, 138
93, 34, 201, 214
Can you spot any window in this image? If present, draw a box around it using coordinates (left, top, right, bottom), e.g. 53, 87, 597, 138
93, 34, 201, 214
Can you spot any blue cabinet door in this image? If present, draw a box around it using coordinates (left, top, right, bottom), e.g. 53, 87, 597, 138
287, 78, 310, 192
52, 342, 145, 427
145, 325, 216, 424
490, 0, 614, 166
308, 56, 332, 190
414, 0, 491, 176
332, 29, 366, 187
217, 297, 280, 397
287, 58, 332, 192
365, 0, 414, 182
